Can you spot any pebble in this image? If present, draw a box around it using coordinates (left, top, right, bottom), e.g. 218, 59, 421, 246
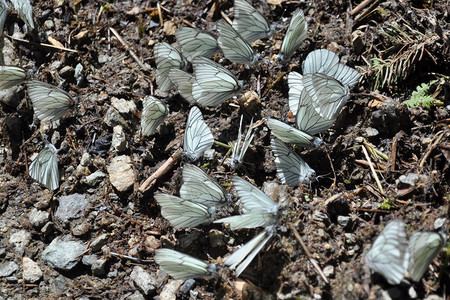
55, 193, 89, 223
28, 208, 50, 228
98, 54, 111, 64
107, 155, 136, 192
82, 254, 97, 266
22, 257, 43, 283
323, 265, 334, 277
80, 152, 91, 166
130, 266, 157, 295
90, 233, 109, 252
0, 89, 21, 108
59, 66, 74, 79
9, 230, 31, 254
127, 291, 145, 300
85, 171, 107, 186
337, 216, 351, 228
111, 125, 128, 152
42, 235, 86, 271
111, 98, 137, 114
91, 258, 107, 276
179, 279, 195, 294
0, 261, 18, 277
104, 107, 128, 128
208, 229, 225, 248
159, 280, 183, 300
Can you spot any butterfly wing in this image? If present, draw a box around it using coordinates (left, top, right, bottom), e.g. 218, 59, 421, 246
183, 106, 214, 162
26, 80, 74, 122
29, 142, 59, 190
0, 0, 9, 34
232, 0, 271, 42
154, 42, 185, 92
175, 27, 219, 62
10, 0, 35, 29
278, 8, 307, 61
154, 194, 215, 229
270, 137, 316, 186
408, 231, 446, 282
192, 57, 242, 106
231, 116, 255, 170
140, 96, 168, 136
267, 118, 323, 148
168, 69, 196, 104
365, 219, 410, 285
231, 175, 277, 213
155, 248, 218, 280
217, 19, 259, 65
214, 213, 277, 230
0, 66, 28, 89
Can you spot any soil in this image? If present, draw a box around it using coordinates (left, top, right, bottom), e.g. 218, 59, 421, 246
0, 0, 449, 299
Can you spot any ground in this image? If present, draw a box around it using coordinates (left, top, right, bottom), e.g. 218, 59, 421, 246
0, 0, 449, 299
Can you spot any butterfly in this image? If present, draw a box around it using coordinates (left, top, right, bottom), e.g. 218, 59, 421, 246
224, 225, 275, 276
183, 106, 214, 162
175, 27, 220, 62
168, 69, 196, 104
278, 8, 307, 61
270, 137, 316, 186
154, 42, 186, 92
267, 118, 323, 148
214, 176, 279, 230
154, 194, 216, 229
140, 96, 168, 136
302, 49, 361, 88
288, 72, 336, 135
191, 56, 243, 107
26, 80, 75, 122
232, 0, 271, 43
179, 164, 229, 206
217, 19, 259, 65
0, 0, 9, 35
154, 248, 220, 280
0, 66, 28, 89
29, 141, 59, 190
230, 115, 255, 170
10, 0, 35, 30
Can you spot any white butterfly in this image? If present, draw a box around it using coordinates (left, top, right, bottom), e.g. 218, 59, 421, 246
154, 248, 220, 280
365, 219, 410, 285
267, 118, 323, 148
183, 106, 214, 162
154, 42, 186, 92
10, 0, 35, 30
154, 194, 216, 229
214, 176, 279, 230
217, 19, 259, 65
0, 66, 28, 90
179, 164, 229, 206
302, 73, 350, 120
288, 72, 336, 135
270, 137, 316, 186
26, 80, 75, 122
0, 0, 8, 35
278, 8, 307, 61
230, 115, 255, 170
408, 231, 446, 282
302, 49, 361, 88
168, 69, 196, 104
192, 56, 243, 107
175, 27, 219, 62
29, 141, 59, 190
232, 0, 271, 43
140, 96, 168, 136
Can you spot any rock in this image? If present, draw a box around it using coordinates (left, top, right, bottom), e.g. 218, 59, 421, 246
71, 221, 92, 237
80, 152, 91, 166
130, 266, 157, 295
337, 216, 351, 228
434, 218, 446, 230
0, 261, 18, 277
98, 54, 111, 64
208, 229, 225, 248
9, 230, 31, 254
42, 235, 85, 271
159, 280, 183, 300
82, 254, 97, 266
28, 208, 50, 228
55, 193, 89, 223
85, 171, 107, 186
90, 233, 109, 252
59, 66, 74, 79
344, 233, 356, 244
179, 279, 195, 294
22, 257, 43, 283
107, 155, 136, 192
396, 173, 429, 189
365, 127, 379, 137
0, 88, 21, 108
111, 125, 128, 152
91, 258, 107, 276
111, 98, 136, 114
104, 107, 128, 128
41, 222, 54, 235
127, 291, 145, 300
323, 265, 334, 277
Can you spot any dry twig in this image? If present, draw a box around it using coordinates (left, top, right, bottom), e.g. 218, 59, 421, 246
362, 145, 385, 195
5, 34, 78, 53
109, 28, 149, 72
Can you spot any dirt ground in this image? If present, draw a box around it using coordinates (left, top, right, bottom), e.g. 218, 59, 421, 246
0, 0, 449, 299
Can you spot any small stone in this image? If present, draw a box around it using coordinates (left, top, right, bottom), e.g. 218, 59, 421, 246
55, 193, 89, 223
22, 257, 43, 283
104, 107, 128, 128
107, 155, 136, 192
41, 222, 54, 234
6, 276, 18, 283
44, 19, 54, 29
179, 279, 195, 294
203, 149, 215, 160
111, 98, 137, 114
85, 170, 107, 186
344, 233, 356, 244
0, 89, 21, 108
82, 254, 97, 266
130, 266, 157, 295
0, 261, 18, 277
163, 20, 176, 35
323, 265, 334, 277
91, 258, 107, 276
111, 125, 128, 152
209, 229, 225, 248
59, 66, 74, 79
127, 291, 145, 300
434, 218, 446, 230
397, 173, 420, 188
9, 230, 32, 254
90, 233, 109, 252
71, 221, 92, 237
337, 216, 351, 228
159, 280, 184, 300
28, 208, 50, 228
98, 54, 111, 64
42, 235, 85, 271
238, 90, 260, 112
80, 152, 91, 166
365, 127, 379, 137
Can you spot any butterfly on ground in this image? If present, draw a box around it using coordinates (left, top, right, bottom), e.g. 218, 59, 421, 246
140, 96, 168, 136
29, 141, 59, 190
168, 69, 196, 104
278, 8, 307, 61
0, 66, 28, 89
175, 27, 219, 62
232, 0, 272, 43
183, 106, 214, 162
154, 42, 186, 92
230, 115, 256, 170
